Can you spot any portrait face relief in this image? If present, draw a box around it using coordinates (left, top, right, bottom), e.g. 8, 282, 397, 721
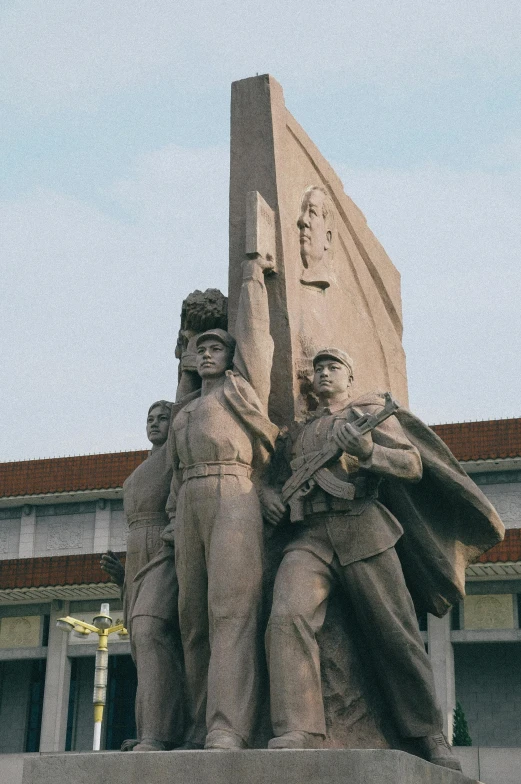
297, 186, 334, 289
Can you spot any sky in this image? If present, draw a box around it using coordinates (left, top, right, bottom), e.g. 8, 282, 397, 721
1, 0, 520, 461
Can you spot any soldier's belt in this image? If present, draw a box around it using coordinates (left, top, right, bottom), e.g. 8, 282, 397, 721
183, 462, 252, 481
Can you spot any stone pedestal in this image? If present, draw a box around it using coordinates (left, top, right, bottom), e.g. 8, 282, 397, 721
20, 749, 478, 784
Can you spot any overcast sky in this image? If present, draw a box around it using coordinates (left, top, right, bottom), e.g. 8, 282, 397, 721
1, 1, 520, 462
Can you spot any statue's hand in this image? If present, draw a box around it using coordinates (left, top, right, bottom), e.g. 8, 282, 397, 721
161, 519, 176, 544
258, 255, 276, 274
333, 422, 373, 461
259, 485, 287, 526
100, 551, 125, 588
243, 256, 276, 278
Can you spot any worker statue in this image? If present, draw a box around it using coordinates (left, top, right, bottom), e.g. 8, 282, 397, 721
161, 254, 279, 750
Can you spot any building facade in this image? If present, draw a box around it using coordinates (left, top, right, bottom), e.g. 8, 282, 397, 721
1, 419, 521, 755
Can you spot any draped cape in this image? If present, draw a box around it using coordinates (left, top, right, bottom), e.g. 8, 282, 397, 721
348, 393, 506, 616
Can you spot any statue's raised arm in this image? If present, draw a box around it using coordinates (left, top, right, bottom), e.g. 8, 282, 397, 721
232, 256, 275, 412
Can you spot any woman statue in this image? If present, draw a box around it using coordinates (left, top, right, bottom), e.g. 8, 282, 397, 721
101, 400, 184, 751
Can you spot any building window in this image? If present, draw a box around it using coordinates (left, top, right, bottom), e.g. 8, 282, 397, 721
25, 660, 46, 753
65, 659, 78, 752
451, 602, 461, 631
105, 655, 137, 750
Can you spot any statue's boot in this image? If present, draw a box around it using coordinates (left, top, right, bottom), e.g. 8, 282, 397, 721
132, 738, 175, 751
268, 731, 322, 749
417, 734, 462, 771
120, 738, 139, 751
204, 730, 247, 750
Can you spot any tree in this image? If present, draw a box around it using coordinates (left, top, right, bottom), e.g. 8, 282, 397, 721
453, 701, 472, 746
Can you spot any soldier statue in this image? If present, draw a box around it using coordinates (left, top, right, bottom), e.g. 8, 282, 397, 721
265, 348, 470, 770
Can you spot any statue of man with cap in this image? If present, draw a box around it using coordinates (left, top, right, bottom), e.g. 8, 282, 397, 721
161, 255, 279, 751
265, 347, 463, 769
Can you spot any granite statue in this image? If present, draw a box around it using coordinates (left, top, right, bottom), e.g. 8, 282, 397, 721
161, 254, 279, 750
95, 77, 504, 775
264, 348, 504, 769
101, 400, 184, 752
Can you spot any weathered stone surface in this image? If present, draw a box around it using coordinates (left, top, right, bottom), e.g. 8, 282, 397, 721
229, 74, 408, 427
21, 749, 479, 784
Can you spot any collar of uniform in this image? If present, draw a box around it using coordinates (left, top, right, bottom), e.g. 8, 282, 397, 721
316, 399, 351, 416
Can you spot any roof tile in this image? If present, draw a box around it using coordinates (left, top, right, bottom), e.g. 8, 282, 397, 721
431, 419, 521, 462
0, 451, 148, 498
0, 552, 126, 589
478, 528, 521, 563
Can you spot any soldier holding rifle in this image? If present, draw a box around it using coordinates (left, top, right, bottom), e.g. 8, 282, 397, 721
264, 347, 462, 770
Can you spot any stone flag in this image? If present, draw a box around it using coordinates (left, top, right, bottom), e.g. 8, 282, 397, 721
228, 74, 408, 427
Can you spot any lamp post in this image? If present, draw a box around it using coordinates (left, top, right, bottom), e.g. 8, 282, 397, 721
56, 602, 129, 750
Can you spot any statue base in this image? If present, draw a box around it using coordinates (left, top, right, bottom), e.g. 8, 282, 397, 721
19, 749, 478, 784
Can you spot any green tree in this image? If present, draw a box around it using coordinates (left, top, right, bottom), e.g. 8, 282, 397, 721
453, 701, 472, 746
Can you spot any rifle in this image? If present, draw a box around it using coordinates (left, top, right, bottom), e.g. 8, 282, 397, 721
281, 392, 400, 522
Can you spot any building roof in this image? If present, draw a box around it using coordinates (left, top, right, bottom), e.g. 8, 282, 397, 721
431, 418, 521, 462
0, 532, 517, 593
0, 418, 519, 499
478, 528, 521, 564
0, 451, 148, 498
0, 553, 125, 591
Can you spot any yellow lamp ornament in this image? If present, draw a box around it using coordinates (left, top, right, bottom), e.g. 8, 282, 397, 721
56, 602, 127, 750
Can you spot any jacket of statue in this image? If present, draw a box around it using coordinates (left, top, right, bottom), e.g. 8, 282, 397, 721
284, 392, 505, 618
123, 443, 172, 527
285, 396, 422, 569
121, 442, 176, 626
165, 261, 279, 519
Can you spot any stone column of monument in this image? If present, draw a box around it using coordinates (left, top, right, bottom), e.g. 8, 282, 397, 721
228, 74, 408, 427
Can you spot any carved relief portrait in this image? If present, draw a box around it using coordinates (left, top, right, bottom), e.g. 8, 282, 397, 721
297, 185, 335, 289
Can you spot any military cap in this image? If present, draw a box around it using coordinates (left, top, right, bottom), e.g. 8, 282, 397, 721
313, 347, 354, 372
195, 328, 236, 353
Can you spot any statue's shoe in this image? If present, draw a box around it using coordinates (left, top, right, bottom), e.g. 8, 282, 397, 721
268, 731, 322, 749
120, 738, 139, 751
417, 734, 462, 771
132, 738, 175, 752
204, 730, 247, 750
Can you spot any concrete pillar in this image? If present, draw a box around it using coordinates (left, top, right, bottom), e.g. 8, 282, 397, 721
18, 505, 36, 558
427, 612, 456, 741
39, 600, 71, 751
93, 499, 111, 553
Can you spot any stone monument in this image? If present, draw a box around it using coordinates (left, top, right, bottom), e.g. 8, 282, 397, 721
28, 74, 504, 784
226, 74, 503, 761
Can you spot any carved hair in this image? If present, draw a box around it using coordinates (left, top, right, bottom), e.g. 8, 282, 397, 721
301, 185, 336, 236
147, 400, 173, 417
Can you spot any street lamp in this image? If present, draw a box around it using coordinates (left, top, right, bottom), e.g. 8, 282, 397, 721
56, 602, 128, 751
